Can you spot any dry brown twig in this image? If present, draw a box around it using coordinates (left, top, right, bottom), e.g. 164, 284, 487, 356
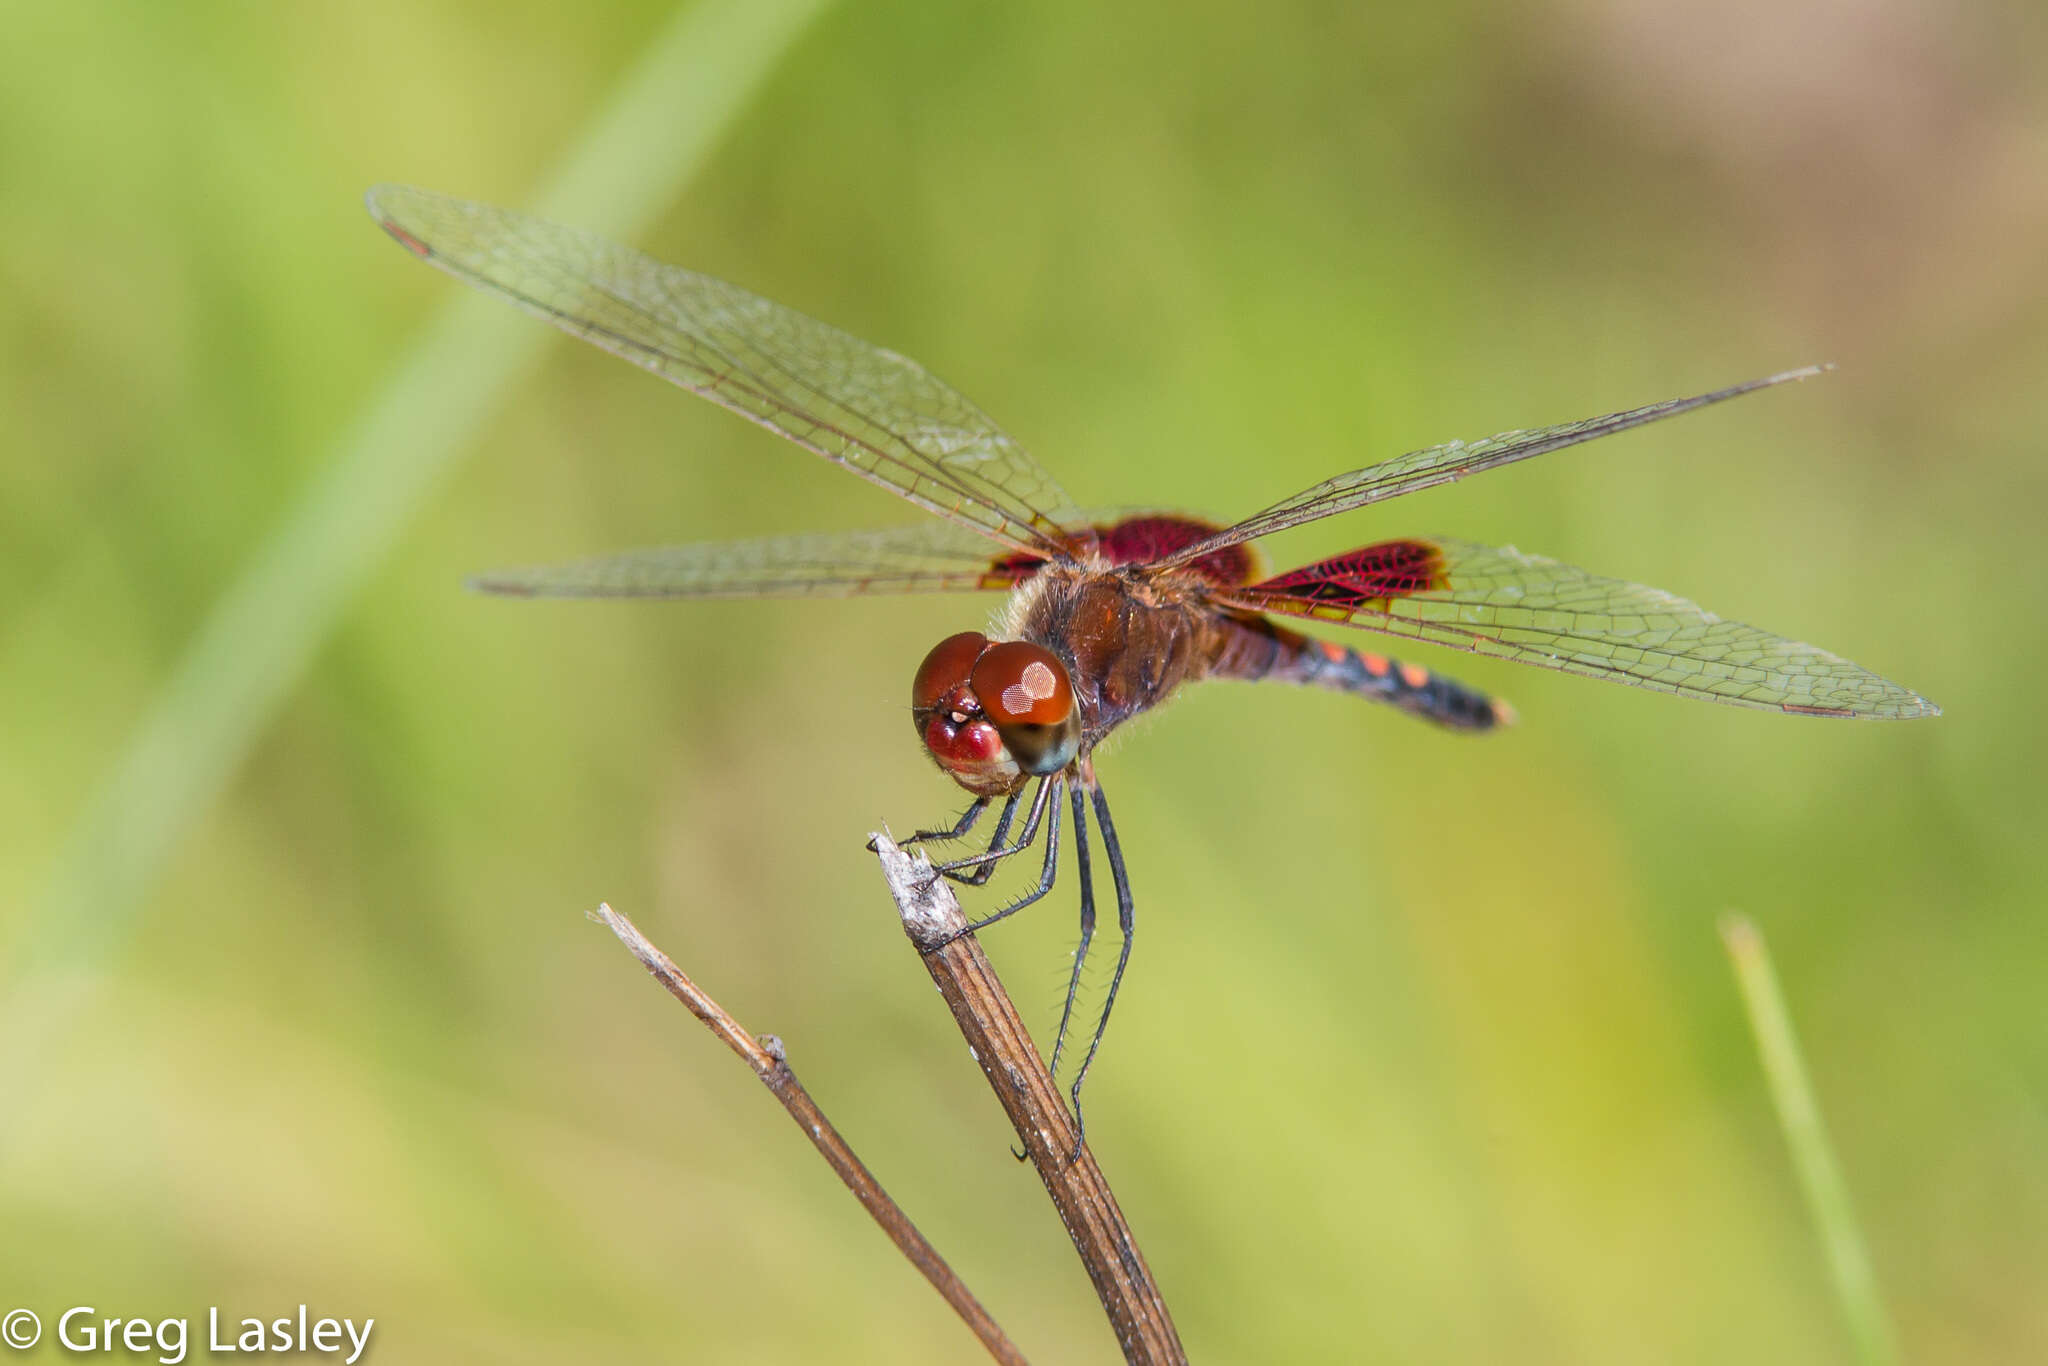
593, 835, 1184, 1366
593, 903, 1026, 1366
871, 834, 1186, 1366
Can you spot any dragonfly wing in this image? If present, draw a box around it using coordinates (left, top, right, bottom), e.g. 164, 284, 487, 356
369, 185, 1076, 554
1163, 369, 1828, 565
470, 521, 1031, 599
1222, 536, 1939, 718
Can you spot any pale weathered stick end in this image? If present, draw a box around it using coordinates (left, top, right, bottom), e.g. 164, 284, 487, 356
869, 833, 969, 949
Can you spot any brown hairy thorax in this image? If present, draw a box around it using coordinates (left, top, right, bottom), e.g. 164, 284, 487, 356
1012, 556, 1283, 750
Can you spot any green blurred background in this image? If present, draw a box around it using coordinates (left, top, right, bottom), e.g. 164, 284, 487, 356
4, 0, 2043, 1361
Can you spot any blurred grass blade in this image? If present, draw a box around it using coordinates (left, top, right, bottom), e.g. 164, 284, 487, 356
10, 0, 834, 1075
1721, 914, 1901, 1366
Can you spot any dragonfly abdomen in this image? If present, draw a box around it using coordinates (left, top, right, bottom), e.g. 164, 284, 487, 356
1203, 613, 1509, 732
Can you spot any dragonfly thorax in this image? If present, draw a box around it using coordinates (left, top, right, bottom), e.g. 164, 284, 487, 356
911, 631, 1081, 795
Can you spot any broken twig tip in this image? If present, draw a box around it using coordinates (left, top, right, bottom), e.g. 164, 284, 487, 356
870, 832, 964, 948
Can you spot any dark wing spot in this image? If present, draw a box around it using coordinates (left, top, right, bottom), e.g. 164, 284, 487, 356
1251, 538, 1448, 610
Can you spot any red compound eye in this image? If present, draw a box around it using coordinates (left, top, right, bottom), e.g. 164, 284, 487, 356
910, 634, 1078, 788
911, 630, 1016, 795
912, 631, 989, 711
968, 641, 1080, 776
970, 641, 1073, 727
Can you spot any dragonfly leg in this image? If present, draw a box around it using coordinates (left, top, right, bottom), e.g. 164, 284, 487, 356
943, 779, 1066, 942
935, 791, 1019, 889
928, 776, 1053, 879
1065, 781, 1135, 1161
1046, 781, 1097, 1094
903, 794, 993, 848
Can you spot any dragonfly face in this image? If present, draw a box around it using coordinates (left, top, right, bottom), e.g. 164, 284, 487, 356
368, 183, 1937, 1146
912, 631, 1081, 795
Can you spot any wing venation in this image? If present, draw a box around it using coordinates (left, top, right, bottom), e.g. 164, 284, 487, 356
369, 185, 1075, 554
1168, 369, 1829, 564
470, 522, 1022, 600
1226, 537, 1938, 719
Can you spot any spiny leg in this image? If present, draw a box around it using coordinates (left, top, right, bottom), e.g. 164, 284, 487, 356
904, 794, 993, 847
942, 777, 1067, 943
1046, 780, 1097, 1090
930, 775, 1054, 879
933, 791, 1020, 888
1066, 781, 1135, 1157
868, 794, 990, 859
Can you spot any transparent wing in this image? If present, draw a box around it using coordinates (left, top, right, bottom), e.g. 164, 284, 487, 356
469, 521, 1026, 599
1163, 369, 1827, 565
1222, 536, 1939, 718
368, 185, 1076, 554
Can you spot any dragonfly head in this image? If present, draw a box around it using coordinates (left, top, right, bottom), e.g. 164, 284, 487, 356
912, 631, 1080, 794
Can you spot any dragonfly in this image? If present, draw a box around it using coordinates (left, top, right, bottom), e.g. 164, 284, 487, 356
369, 185, 1938, 1143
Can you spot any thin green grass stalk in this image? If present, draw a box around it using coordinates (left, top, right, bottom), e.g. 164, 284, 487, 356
1721, 913, 1901, 1366
6, 0, 834, 1115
